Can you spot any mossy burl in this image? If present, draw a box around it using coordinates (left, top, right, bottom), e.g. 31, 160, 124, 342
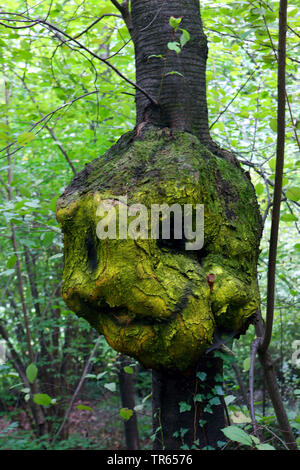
57, 127, 262, 371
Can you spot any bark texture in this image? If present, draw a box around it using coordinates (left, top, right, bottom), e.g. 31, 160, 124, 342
131, 0, 210, 142
152, 357, 225, 449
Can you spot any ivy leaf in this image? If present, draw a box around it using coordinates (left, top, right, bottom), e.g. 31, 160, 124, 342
179, 401, 191, 412
222, 425, 253, 446
196, 371, 207, 381
123, 366, 134, 374
26, 363, 38, 384
120, 407, 133, 420
209, 397, 221, 406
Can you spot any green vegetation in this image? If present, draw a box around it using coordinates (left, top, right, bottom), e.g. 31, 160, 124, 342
0, 0, 299, 450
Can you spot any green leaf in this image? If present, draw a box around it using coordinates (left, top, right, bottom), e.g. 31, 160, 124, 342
50, 197, 57, 212
209, 397, 221, 406
167, 42, 181, 54
179, 401, 191, 412
166, 70, 184, 77
33, 393, 52, 406
255, 183, 264, 196
41, 232, 54, 248
0, 269, 15, 278
256, 443, 275, 450
104, 382, 116, 392
120, 407, 133, 420
180, 29, 190, 48
123, 366, 134, 374
26, 363, 38, 384
225, 395, 236, 405
7, 255, 17, 269
269, 118, 277, 132
194, 393, 204, 402
230, 411, 251, 424
250, 435, 260, 444
280, 213, 298, 222
268, 158, 276, 171
196, 371, 207, 381
169, 16, 182, 31
17, 132, 35, 146
148, 54, 163, 60
76, 404, 94, 412
222, 425, 253, 446
243, 357, 251, 372
286, 186, 300, 202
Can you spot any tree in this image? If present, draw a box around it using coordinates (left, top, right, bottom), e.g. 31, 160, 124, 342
0, 0, 298, 451
56, 0, 262, 450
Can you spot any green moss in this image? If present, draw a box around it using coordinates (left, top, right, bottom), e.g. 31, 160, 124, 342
57, 127, 262, 371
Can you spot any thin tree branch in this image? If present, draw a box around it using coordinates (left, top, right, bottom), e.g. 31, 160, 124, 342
54, 336, 101, 440
259, 0, 287, 354
249, 337, 262, 437
0, 91, 99, 156
0, 12, 156, 104
209, 70, 255, 130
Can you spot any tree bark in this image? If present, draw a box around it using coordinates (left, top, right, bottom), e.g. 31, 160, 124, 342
131, 0, 223, 450
118, 355, 140, 450
152, 357, 225, 450
131, 0, 210, 142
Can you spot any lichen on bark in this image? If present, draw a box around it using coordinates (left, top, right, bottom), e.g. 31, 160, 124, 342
57, 127, 262, 371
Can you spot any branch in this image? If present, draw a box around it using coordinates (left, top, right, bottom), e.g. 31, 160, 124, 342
209, 70, 255, 130
259, 0, 287, 354
0, 91, 99, 157
53, 337, 101, 440
110, 0, 133, 36
0, 12, 156, 105
249, 337, 262, 437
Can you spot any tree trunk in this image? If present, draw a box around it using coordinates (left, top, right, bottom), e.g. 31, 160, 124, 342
118, 355, 140, 450
131, 0, 224, 450
152, 357, 225, 450
131, 0, 210, 142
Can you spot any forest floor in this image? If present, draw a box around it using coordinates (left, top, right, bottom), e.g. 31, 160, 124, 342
0, 396, 152, 450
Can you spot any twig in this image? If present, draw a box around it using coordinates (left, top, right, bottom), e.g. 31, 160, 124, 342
0, 91, 99, 156
54, 336, 101, 440
249, 337, 262, 437
259, 0, 287, 354
209, 70, 255, 130
0, 12, 157, 105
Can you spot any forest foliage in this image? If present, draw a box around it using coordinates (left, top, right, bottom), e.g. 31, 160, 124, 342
0, 0, 299, 450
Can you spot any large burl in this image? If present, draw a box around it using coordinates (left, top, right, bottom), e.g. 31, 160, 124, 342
56, 127, 262, 371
